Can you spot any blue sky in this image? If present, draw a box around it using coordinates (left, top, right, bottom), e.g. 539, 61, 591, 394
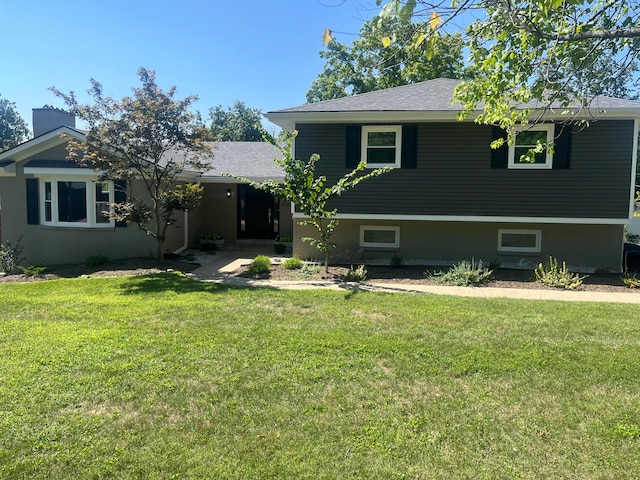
1, 0, 378, 132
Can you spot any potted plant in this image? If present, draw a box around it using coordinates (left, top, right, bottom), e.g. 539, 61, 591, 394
200, 233, 216, 251
212, 233, 224, 249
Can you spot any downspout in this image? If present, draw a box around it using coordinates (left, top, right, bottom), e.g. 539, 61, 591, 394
173, 174, 202, 255
173, 210, 189, 254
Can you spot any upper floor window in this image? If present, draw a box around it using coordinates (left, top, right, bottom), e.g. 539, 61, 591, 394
41, 178, 114, 227
361, 125, 402, 168
508, 124, 554, 169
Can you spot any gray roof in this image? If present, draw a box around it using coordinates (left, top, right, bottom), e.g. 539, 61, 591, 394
267, 77, 640, 117
199, 142, 283, 181
272, 78, 463, 113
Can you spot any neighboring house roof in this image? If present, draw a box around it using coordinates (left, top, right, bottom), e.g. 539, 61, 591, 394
266, 78, 640, 130
198, 141, 283, 183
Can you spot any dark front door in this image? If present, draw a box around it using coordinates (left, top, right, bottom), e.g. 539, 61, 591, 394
238, 185, 278, 239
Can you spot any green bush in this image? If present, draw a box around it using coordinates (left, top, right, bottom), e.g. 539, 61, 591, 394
300, 261, 322, 277
86, 255, 109, 267
429, 259, 493, 286
534, 256, 586, 290
345, 265, 367, 282
0, 239, 24, 274
18, 265, 47, 276
248, 255, 271, 275
622, 274, 640, 289
281, 256, 304, 270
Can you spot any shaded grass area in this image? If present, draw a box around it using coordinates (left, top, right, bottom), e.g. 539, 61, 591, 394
1, 273, 639, 478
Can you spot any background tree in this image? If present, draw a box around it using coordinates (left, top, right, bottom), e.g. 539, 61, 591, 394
372, 0, 640, 135
52, 67, 212, 262
232, 132, 390, 272
205, 100, 275, 142
308, 15, 466, 102
0, 95, 29, 151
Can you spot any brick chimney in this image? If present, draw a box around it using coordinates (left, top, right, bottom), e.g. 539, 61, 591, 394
32, 105, 76, 137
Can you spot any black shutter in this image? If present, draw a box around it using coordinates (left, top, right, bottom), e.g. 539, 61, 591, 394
553, 124, 572, 169
401, 125, 418, 169
114, 180, 127, 228
491, 126, 508, 168
26, 178, 39, 225
345, 125, 361, 169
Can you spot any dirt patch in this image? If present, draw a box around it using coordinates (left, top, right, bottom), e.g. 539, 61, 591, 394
235, 264, 640, 294
0, 257, 199, 284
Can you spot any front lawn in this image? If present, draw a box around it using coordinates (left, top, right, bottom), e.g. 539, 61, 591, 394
1, 273, 639, 478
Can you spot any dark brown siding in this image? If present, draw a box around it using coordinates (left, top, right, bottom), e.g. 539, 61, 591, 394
294, 121, 634, 218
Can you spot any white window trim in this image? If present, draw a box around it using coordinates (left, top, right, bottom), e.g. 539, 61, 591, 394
498, 229, 542, 253
39, 176, 115, 228
361, 125, 402, 168
508, 124, 554, 169
360, 225, 400, 248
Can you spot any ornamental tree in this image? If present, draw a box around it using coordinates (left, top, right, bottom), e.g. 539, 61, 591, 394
233, 132, 390, 272
51, 67, 212, 262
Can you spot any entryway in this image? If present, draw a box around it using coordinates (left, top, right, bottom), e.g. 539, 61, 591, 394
236, 184, 279, 240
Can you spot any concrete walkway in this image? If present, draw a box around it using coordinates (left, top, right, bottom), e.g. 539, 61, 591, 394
189, 247, 640, 304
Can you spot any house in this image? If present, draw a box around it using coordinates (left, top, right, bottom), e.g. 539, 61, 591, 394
0, 107, 292, 266
266, 78, 640, 272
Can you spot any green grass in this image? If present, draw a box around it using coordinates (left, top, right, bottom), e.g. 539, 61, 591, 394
1, 273, 639, 479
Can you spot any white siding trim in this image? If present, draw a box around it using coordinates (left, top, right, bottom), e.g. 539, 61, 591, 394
629, 119, 639, 220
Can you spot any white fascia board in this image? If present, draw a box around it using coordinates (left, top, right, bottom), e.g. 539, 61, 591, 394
24, 167, 101, 176
198, 176, 284, 184
0, 127, 85, 163
292, 212, 629, 225
266, 110, 640, 130
629, 119, 639, 219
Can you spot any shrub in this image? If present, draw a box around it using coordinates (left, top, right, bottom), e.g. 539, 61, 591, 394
18, 265, 47, 276
300, 261, 322, 278
390, 254, 403, 268
429, 258, 493, 286
0, 239, 24, 274
622, 274, 640, 289
281, 256, 304, 270
274, 242, 287, 254
248, 255, 271, 275
345, 265, 367, 282
86, 255, 110, 267
534, 256, 586, 290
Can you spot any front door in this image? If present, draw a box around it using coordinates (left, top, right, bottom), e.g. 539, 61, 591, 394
237, 185, 278, 239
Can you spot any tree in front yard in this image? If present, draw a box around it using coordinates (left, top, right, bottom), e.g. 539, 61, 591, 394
233, 132, 390, 272
51, 67, 212, 262
0, 94, 29, 151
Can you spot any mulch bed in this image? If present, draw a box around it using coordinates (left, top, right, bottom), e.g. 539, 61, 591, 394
0, 258, 199, 284
235, 264, 639, 293
1, 258, 638, 294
